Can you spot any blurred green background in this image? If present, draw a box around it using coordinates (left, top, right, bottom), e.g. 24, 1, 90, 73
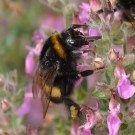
0, 0, 47, 84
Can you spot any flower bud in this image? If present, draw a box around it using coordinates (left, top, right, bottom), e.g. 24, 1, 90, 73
0, 99, 10, 112
93, 57, 105, 69
108, 49, 119, 62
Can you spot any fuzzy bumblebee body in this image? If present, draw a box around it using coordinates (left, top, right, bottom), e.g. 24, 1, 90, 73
98, 0, 135, 28
114, 0, 135, 26
32, 24, 101, 120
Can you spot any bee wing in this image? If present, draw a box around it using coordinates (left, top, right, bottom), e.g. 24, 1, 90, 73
32, 63, 59, 118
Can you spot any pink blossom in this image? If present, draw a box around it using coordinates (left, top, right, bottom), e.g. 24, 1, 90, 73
82, 129, 91, 135
114, 65, 125, 79
79, 2, 90, 24
33, 39, 44, 56
113, 45, 123, 57
117, 74, 135, 99
107, 114, 121, 135
16, 83, 32, 116
41, 15, 64, 32
16, 83, 43, 127
25, 50, 35, 75
107, 93, 121, 135
78, 105, 100, 135
32, 30, 46, 44
115, 65, 135, 99
89, 27, 102, 37
89, 0, 101, 12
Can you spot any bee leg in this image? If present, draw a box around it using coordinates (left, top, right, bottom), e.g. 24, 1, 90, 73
70, 24, 88, 29
63, 98, 82, 120
85, 36, 102, 42
70, 48, 96, 58
97, 8, 117, 14
70, 50, 83, 58
80, 70, 94, 77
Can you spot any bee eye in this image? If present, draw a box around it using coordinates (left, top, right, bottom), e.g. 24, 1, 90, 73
66, 37, 75, 45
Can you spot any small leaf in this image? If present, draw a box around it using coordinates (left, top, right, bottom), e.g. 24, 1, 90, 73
76, 87, 86, 102
105, 71, 111, 84
118, 112, 123, 120
81, 79, 87, 91
99, 99, 109, 111
92, 89, 110, 99
120, 123, 128, 130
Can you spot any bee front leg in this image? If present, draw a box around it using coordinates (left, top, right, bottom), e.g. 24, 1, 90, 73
70, 48, 96, 58
70, 24, 88, 29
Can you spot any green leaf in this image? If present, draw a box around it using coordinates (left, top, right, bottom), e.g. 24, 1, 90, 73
123, 42, 127, 55
120, 123, 128, 130
99, 99, 109, 111
105, 71, 111, 84
81, 79, 87, 91
92, 89, 110, 99
76, 87, 86, 102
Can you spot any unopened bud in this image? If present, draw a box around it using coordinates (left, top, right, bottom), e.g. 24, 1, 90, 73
108, 49, 119, 62
93, 57, 105, 69
0, 99, 10, 112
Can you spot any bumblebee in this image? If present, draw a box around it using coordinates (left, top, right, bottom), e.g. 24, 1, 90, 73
32, 24, 101, 120
114, 0, 135, 27
97, 0, 135, 28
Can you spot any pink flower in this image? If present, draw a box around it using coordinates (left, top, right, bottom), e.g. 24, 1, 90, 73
32, 30, 46, 44
33, 39, 44, 56
107, 93, 121, 135
16, 83, 43, 127
78, 105, 100, 135
41, 15, 64, 32
25, 50, 35, 75
89, 0, 101, 12
115, 65, 125, 78
113, 45, 123, 57
89, 27, 102, 37
115, 65, 135, 99
16, 83, 32, 116
82, 129, 91, 135
117, 74, 135, 99
79, 2, 90, 24
107, 114, 121, 135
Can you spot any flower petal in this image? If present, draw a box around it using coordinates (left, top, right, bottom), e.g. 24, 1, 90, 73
117, 76, 135, 99
107, 113, 121, 135
25, 50, 35, 75
16, 83, 32, 116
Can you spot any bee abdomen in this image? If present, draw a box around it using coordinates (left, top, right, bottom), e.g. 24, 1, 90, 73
50, 86, 63, 103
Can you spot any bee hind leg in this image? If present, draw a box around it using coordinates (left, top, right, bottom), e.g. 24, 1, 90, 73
63, 98, 83, 120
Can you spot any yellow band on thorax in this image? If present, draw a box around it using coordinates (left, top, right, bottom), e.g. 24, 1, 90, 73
51, 32, 66, 58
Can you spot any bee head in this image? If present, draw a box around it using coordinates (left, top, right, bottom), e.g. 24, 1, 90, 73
61, 28, 88, 50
